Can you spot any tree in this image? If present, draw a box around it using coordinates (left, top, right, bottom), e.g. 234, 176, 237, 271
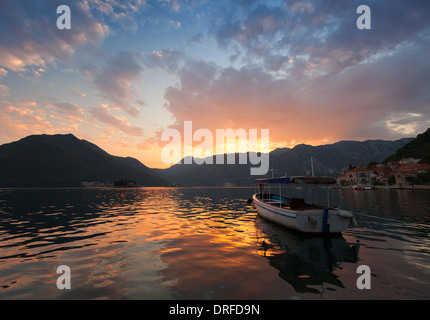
348, 163, 356, 171
368, 161, 378, 168
388, 175, 396, 186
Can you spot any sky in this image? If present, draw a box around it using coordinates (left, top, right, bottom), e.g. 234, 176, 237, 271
0, 0, 429, 169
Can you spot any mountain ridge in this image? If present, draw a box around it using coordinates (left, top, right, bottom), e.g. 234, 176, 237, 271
0, 133, 168, 187
383, 128, 430, 164
156, 137, 414, 186
0, 133, 416, 188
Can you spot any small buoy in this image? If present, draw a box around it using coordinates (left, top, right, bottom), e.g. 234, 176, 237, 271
246, 198, 253, 204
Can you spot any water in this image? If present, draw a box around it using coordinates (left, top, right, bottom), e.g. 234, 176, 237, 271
0, 187, 429, 300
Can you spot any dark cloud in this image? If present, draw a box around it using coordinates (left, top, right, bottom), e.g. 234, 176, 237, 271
211, 0, 430, 77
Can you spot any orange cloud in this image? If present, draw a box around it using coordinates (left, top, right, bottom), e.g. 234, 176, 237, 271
0, 99, 87, 144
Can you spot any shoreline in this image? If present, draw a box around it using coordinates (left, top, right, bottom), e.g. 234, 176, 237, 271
1, 185, 430, 190
336, 185, 430, 191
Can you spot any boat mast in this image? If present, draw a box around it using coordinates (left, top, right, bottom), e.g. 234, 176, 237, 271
311, 156, 314, 177
269, 167, 277, 178
311, 156, 316, 204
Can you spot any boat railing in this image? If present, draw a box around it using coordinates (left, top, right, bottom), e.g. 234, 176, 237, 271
256, 192, 330, 211
255, 176, 340, 210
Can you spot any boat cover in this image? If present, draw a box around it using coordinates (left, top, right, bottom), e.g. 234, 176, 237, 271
290, 176, 337, 184
255, 176, 336, 185
254, 177, 291, 184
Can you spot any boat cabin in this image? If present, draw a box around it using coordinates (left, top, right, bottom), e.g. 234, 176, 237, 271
255, 176, 337, 211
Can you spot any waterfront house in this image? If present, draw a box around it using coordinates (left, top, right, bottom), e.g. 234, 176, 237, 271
337, 159, 430, 187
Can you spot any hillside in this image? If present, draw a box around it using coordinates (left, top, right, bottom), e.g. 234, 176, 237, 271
0, 134, 168, 187
156, 138, 413, 186
383, 128, 430, 164
0, 133, 415, 188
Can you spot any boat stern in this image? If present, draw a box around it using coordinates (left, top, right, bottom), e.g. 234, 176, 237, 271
296, 209, 357, 234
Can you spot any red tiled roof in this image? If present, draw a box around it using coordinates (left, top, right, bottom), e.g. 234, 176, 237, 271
349, 167, 373, 173
396, 163, 430, 171
338, 162, 430, 180
394, 164, 430, 175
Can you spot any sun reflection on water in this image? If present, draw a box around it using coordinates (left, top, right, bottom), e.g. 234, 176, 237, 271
0, 187, 429, 299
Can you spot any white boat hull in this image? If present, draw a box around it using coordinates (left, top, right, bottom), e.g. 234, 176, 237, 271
252, 194, 356, 234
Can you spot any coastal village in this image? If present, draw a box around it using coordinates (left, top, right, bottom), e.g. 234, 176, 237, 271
337, 158, 430, 188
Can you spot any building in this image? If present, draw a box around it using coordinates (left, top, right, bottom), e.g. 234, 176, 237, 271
337, 158, 430, 187
392, 163, 430, 187
347, 167, 375, 185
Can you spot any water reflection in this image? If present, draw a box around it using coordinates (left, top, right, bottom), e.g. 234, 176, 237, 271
0, 187, 429, 299
254, 217, 359, 294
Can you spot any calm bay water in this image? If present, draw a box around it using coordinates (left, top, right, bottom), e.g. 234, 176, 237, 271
0, 187, 429, 300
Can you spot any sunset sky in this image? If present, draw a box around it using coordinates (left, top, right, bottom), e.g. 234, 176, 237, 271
0, 0, 429, 168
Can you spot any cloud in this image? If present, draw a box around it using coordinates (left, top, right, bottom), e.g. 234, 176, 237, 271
49, 102, 85, 121
86, 0, 147, 32
90, 104, 144, 136
151, 0, 424, 146
211, 0, 430, 78
162, 32, 430, 150
163, 64, 303, 148
157, 0, 203, 13
144, 49, 184, 73
385, 112, 424, 135
1, 0, 429, 165
0, 68, 7, 78
0, 84, 9, 97
93, 51, 145, 117
0, 99, 86, 141
0, 0, 109, 72
80, 64, 99, 77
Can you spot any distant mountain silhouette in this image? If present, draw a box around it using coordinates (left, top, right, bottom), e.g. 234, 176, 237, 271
0, 134, 168, 187
383, 128, 430, 164
0, 133, 415, 188
156, 138, 413, 186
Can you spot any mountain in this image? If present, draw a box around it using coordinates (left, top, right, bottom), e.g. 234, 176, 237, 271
0, 133, 415, 188
383, 128, 430, 164
0, 134, 168, 187
156, 138, 413, 186
269, 138, 413, 177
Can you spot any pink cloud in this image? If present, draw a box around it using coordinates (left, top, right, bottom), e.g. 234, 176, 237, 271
90, 104, 144, 136
161, 40, 430, 153
0, 99, 87, 144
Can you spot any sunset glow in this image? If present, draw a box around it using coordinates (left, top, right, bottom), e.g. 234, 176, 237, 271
1, 0, 429, 168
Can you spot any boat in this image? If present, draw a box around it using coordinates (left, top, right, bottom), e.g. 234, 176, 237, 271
254, 217, 360, 294
252, 176, 357, 235
352, 184, 372, 191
